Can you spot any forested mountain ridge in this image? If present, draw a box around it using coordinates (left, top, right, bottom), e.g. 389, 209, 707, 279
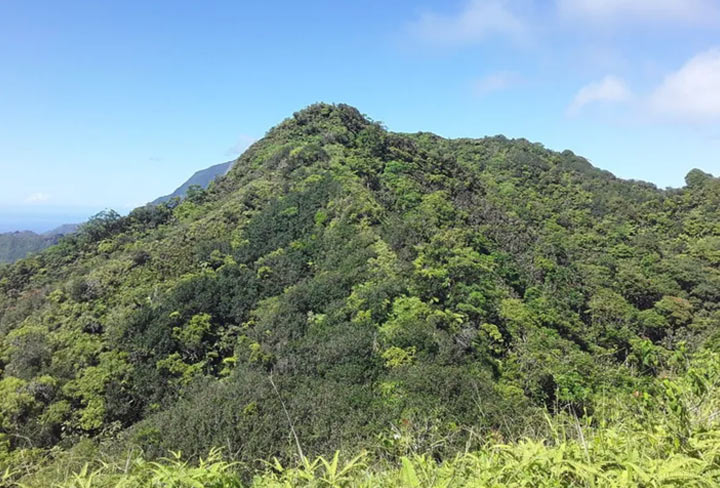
1, 104, 719, 484
0, 225, 79, 264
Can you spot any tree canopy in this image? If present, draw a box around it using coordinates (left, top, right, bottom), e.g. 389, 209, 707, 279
1, 104, 719, 484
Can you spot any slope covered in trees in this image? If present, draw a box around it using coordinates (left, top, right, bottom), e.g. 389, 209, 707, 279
1, 104, 719, 484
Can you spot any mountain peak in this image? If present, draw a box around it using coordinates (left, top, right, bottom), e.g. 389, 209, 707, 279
267, 102, 375, 140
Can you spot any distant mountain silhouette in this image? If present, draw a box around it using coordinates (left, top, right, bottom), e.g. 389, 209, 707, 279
150, 160, 234, 205
1, 161, 233, 263
0, 224, 79, 263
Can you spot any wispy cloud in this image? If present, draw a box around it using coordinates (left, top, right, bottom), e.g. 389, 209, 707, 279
473, 71, 520, 96
557, 0, 720, 25
24, 192, 51, 204
568, 49, 720, 124
649, 48, 720, 122
407, 0, 526, 46
568, 75, 632, 115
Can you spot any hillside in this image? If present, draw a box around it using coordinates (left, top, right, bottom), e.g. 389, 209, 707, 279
1, 104, 719, 485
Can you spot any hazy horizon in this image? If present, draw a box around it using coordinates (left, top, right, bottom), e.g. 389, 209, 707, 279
0, 206, 134, 234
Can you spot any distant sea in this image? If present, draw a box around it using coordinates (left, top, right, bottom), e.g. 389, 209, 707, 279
0, 207, 128, 234
0, 214, 80, 233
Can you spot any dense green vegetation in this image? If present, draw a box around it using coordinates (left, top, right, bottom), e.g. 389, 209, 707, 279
13, 347, 720, 486
1, 103, 719, 486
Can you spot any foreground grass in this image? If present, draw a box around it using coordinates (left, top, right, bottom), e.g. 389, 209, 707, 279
11, 413, 720, 486
10, 425, 720, 488
7, 348, 720, 487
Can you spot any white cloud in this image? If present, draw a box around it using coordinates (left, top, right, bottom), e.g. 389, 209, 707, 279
649, 48, 720, 122
557, 0, 720, 25
568, 75, 632, 114
473, 71, 520, 96
24, 192, 51, 204
408, 0, 526, 46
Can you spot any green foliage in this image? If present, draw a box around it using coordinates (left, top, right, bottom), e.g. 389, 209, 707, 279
13, 347, 720, 486
1, 103, 720, 485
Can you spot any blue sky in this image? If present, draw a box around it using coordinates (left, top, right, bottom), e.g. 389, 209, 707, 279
1, 0, 719, 232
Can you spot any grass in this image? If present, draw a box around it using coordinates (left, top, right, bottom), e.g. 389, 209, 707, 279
8, 348, 720, 487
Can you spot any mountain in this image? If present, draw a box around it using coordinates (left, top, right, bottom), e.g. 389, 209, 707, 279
45, 223, 80, 236
0, 231, 52, 263
0, 162, 232, 263
2, 104, 720, 484
150, 160, 234, 205
0, 224, 79, 263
